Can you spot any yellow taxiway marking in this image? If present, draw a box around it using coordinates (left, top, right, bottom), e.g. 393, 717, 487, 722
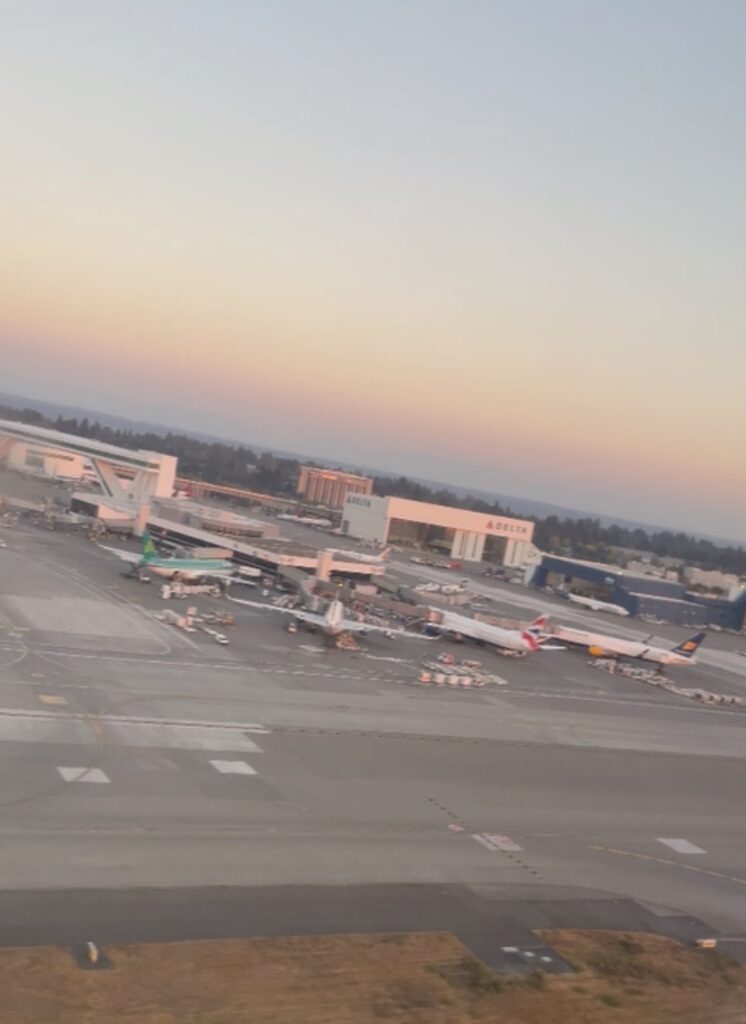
37, 694, 68, 705
591, 844, 746, 887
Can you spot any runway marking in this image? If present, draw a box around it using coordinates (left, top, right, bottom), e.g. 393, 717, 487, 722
209, 759, 257, 775
472, 833, 523, 852
591, 845, 746, 886
504, 690, 743, 715
38, 695, 68, 705
657, 838, 706, 855
57, 767, 110, 784
29, 651, 251, 668
362, 655, 411, 664
0, 708, 270, 733
484, 833, 523, 851
501, 946, 519, 953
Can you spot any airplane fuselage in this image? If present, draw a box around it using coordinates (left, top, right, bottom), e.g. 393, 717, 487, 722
142, 558, 234, 581
436, 609, 534, 653
552, 625, 696, 666
567, 594, 630, 616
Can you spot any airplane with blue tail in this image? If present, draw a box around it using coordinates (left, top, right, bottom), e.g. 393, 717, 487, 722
547, 624, 706, 667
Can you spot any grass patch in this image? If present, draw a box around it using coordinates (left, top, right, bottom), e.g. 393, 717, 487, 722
599, 992, 623, 1007
522, 969, 546, 990
2, 928, 745, 1023
428, 955, 504, 994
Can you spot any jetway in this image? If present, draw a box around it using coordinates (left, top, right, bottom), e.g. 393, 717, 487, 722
0, 419, 176, 503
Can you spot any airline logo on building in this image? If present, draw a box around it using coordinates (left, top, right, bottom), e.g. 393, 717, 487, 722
484, 519, 530, 538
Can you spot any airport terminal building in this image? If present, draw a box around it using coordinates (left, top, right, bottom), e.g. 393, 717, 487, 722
341, 494, 534, 566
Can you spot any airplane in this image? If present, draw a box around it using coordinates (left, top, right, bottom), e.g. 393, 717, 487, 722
414, 581, 468, 596
277, 514, 334, 528
547, 624, 706, 667
325, 546, 392, 565
566, 593, 630, 616
427, 610, 551, 654
227, 593, 428, 641
99, 531, 235, 582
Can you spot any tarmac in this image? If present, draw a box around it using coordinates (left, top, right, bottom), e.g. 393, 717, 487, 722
0, 516, 744, 963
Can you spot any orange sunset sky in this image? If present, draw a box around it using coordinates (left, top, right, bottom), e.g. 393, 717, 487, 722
1, 1, 744, 539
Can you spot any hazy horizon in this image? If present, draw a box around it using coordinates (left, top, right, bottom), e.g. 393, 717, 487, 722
2, 387, 743, 547
2, 1, 744, 540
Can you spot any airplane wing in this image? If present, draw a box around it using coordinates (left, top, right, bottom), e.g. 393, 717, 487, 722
226, 595, 324, 626
227, 595, 299, 615
227, 596, 428, 638
340, 618, 431, 640
97, 544, 141, 565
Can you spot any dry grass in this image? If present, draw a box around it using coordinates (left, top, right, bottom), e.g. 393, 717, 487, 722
3, 929, 745, 1023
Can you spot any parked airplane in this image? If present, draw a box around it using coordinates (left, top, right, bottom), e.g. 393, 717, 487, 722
429, 610, 551, 654
277, 514, 334, 528
100, 531, 235, 581
566, 593, 630, 616
326, 547, 392, 565
227, 593, 428, 641
548, 624, 706, 667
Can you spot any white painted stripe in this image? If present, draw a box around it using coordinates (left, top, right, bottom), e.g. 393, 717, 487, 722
57, 767, 110, 784
102, 723, 265, 753
501, 946, 519, 953
0, 708, 270, 732
657, 838, 706, 855
483, 833, 523, 852
472, 833, 500, 851
473, 833, 523, 852
209, 759, 257, 775
0, 709, 269, 751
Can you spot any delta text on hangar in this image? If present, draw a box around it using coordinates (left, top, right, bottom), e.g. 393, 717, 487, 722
341, 494, 534, 566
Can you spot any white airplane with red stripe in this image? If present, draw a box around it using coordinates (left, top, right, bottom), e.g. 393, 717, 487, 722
433, 611, 549, 653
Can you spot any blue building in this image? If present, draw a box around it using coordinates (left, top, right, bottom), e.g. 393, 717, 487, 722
532, 555, 746, 630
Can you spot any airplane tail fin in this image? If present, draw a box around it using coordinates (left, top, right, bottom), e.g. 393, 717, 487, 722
324, 599, 346, 629
521, 614, 547, 652
141, 531, 157, 562
671, 631, 706, 659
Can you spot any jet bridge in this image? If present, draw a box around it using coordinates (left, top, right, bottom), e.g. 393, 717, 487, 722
0, 419, 176, 503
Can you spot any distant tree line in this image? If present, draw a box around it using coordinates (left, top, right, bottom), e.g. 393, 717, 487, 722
371, 474, 745, 576
2, 402, 744, 576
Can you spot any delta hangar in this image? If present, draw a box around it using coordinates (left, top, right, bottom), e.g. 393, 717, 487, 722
341, 494, 534, 566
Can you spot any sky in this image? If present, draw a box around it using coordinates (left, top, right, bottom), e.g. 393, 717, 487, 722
1, 1, 744, 541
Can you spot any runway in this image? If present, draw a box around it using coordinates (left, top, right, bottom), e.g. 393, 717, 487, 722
0, 525, 744, 954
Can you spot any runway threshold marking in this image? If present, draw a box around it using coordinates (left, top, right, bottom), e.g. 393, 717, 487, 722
57, 767, 110, 784
209, 759, 257, 775
657, 838, 706, 855
590, 845, 746, 886
472, 833, 524, 852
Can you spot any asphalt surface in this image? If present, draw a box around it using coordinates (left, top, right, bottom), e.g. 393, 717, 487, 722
0, 884, 711, 972
0, 519, 744, 962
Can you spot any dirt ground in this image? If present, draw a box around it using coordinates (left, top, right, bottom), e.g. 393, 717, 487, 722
3, 929, 745, 1024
